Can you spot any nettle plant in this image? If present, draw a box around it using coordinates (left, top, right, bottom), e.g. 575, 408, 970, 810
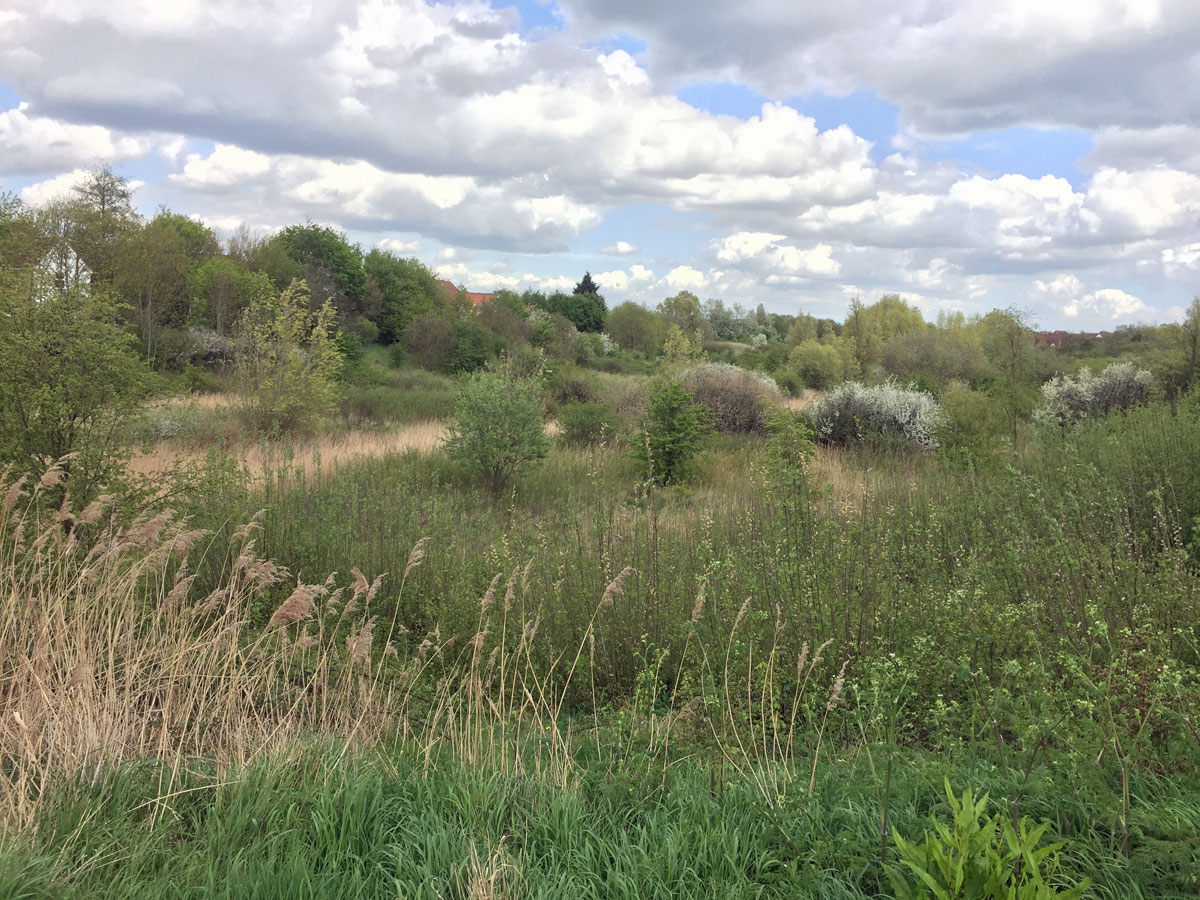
1035, 361, 1153, 426
809, 380, 945, 451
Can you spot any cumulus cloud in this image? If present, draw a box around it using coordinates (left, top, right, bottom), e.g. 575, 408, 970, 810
602, 240, 639, 254
558, 0, 1200, 136
376, 237, 422, 254
0, 103, 152, 174
1034, 274, 1149, 323
714, 231, 840, 278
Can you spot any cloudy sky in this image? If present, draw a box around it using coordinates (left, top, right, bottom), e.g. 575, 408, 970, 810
2, 0, 1198, 328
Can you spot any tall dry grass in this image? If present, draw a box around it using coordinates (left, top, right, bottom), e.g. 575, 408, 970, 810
0, 462, 845, 831
130, 421, 561, 484
129, 420, 447, 483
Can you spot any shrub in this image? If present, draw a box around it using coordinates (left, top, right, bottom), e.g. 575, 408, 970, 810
679, 362, 782, 434
631, 379, 711, 485
558, 401, 618, 447
404, 312, 454, 372
444, 373, 550, 495
548, 367, 596, 409
233, 280, 341, 436
809, 380, 944, 450
1035, 361, 1153, 426
938, 382, 1008, 456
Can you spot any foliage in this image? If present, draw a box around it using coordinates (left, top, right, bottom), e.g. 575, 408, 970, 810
657, 290, 703, 333
275, 224, 365, 306
606, 301, 668, 357
190, 256, 274, 336
362, 249, 439, 343
403, 311, 455, 372
1035, 361, 1153, 426
680, 362, 782, 434
449, 318, 503, 373
631, 379, 711, 485
558, 400, 619, 446
233, 280, 341, 435
0, 276, 146, 498
809, 380, 944, 450
789, 337, 857, 389
546, 290, 606, 333
886, 780, 1091, 899
444, 372, 550, 495
764, 405, 815, 476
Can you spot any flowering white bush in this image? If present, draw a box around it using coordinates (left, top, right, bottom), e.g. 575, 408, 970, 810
1035, 361, 1152, 426
680, 362, 782, 433
808, 381, 944, 450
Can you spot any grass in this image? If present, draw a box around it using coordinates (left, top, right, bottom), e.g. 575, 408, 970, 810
4, 742, 1195, 899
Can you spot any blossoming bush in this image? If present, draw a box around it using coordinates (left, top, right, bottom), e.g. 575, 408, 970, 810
809, 380, 944, 450
680, 362, 782, 434
1035, 361, 1152, 426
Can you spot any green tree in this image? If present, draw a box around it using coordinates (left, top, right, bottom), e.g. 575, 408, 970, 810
1181, 296, 1200, 390
658, 290, 703, 333
632, 379, 710, 485
789, 339, 846, 389
70, 166, 140, 289
547, 291, 606, 333
0, 274, 146, 499
363, 249, 440, 343
191, 256, 275, 335
606, 301, 667, 357
573, 271, 601, 297
445, 373, 550, 496
233, 280, 341, 435
275, 224, 365, 316
979, 308, 1037, 443
113, 212, 218, 361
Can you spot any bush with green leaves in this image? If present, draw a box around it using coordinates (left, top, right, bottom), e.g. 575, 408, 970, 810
1035, 361, 1152, 426
886, 780, 1090, 899
558, 401, 619, 447
679, 362, 782, 434
233, 280, 341, 435
809, 380, 944, 450
444, 372, 550, 495
0, 280, 147, 499
631, 379, 711, 485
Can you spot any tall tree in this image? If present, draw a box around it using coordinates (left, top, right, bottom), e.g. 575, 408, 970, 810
275, 224, 366, 317
979, 308, 1037, 443
363, 249, 440, 343
71, 166, 139, 288
573, 271, 600, 296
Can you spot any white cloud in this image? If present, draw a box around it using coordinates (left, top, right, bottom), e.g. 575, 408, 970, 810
559, 0, 1200, 135
602, 240, 639, 254
377, 237, 422, 254
594, 263, 654, 293
665, 265, 707, 290
1034, 274, 1149, 322
0, 104, 152, 174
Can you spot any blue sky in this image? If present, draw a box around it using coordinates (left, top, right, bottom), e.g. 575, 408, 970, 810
2, 0, 1198, 327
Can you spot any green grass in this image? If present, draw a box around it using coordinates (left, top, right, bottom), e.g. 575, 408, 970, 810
7, 741, 1196, 899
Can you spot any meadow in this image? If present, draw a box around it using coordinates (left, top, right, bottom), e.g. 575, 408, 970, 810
2, 372, 1198, 899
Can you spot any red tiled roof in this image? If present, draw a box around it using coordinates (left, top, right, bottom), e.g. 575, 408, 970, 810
438, 279, 494, 308
1034, 330, 1110, 348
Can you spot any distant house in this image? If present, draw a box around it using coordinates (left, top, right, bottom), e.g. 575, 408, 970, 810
1034, 330, 1109, 348
437, 279, 494, 308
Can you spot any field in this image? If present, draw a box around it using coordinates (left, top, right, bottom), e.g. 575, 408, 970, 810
2, 373, 1198, 899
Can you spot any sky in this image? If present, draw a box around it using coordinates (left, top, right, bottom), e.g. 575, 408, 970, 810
1, 0, 1199, 329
